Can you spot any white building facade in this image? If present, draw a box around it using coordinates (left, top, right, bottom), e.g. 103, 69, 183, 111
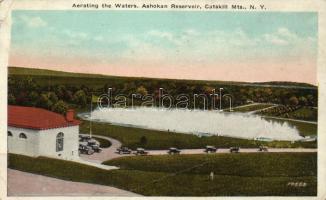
8, 106, 80, 160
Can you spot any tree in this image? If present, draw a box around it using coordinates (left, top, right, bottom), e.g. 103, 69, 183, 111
52, 100, 68, 114
73, 90, 87, 107
64, 90, 73, 102
8, 93, 16, 104
306, 95, 315, 106
27, 91, 39, 106
48, 92, 59, 104
39, 93, 53, 109
298, 96, 308, 106
139, 136, 147, 145
55, 85, 66, 99
289, 96, 299, 106
136, 86, 148, 96
42, 92, 58, 108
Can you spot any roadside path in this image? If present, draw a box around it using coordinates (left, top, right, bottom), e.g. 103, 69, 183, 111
225, 103, 260, 111
80, 134, 317, 163
261, 116, 317, 125
248, 104, 278, 114
79, 134, 130, 163
8, 169, 141, 196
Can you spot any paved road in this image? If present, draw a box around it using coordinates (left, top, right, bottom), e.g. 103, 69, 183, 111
249, 104, 278, 114
8, 169, 141, 196
146, 148, 317, 155
79, 134, 130, 163
80, 134, 317, 163
225, 103, 261, 111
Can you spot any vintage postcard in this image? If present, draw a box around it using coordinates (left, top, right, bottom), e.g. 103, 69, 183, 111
0, 0, 325, 199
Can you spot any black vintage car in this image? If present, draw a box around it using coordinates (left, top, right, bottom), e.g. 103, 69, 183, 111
230, 147, 240, 153
79, 135, 91, 142
116, 147, 132, 154
168, 147, 181, 155
258, 146, 268, 152
135, 148, 149, 155
204, 145, 217, 153
79, 144, 94, 155
88, 139, 102, 153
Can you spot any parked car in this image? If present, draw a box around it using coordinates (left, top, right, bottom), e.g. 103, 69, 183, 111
135, 148, 148, 155
79, 144, 94, 155
87, 139, 102, 153
230, 147, 240, 153
258, 146, 268, 152
168, 147, 181, 155
204, 145, 217, 153
79, 135, 91, 142
116, 147, 132, 154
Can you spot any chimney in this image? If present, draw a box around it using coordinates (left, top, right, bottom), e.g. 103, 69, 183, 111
66, 109, 74, 122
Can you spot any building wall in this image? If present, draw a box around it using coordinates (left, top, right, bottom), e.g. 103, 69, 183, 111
7, 127, 40, 157
8, 125, 79, 160
38, 126, 79, 160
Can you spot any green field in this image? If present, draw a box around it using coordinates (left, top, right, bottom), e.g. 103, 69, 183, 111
8, 66, 248, 89
263, 117, 317, 137
257, 105, 317, 122
8, 153, 317, 196
8, 67, 110, 78
79, 120, 317, 149
10, 66, 315, 88
104, 153, 317, 177
280, 107, 318, 122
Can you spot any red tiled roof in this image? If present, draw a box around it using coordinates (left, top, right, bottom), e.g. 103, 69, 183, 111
8, 105, 80, 130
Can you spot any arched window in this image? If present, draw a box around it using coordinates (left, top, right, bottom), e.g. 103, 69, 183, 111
56, 132, 64, 152
19, 133, 27, 139
8, 131, 13, 137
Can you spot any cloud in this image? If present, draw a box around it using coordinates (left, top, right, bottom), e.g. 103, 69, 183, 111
62, 30, 88, 40
147, 30, 178, 45
30, 25, 316, 67
264, 33, 289, 45
19, 15, 47, 28
263, 27, 303, 46
83, 27, 313, 62
94, 35, 104, 42
147, 28, 259, 50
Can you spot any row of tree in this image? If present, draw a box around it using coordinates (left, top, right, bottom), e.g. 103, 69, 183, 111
8, 76, 318, 114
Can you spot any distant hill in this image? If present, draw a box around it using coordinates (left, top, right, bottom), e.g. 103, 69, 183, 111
8, 66, 317, 89
8, 66, 109, 78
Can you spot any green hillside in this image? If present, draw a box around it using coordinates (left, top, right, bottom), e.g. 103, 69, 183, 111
7, 66, 318, 121
8, 66, 317, 88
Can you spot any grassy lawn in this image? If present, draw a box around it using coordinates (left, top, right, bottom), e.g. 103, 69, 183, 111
257, 105, 317, 122
280, 107, 317, 122
104, 153, 317, 177
79, 120, 317, 149
264, 117, 317, 137
231, 103, 274, 112
288, 121, 317, 136
8, 153, 317, 196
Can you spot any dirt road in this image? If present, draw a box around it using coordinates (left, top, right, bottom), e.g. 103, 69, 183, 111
7, 169, 141, 196
80, 134, 317, 163
79, 134, 131, 163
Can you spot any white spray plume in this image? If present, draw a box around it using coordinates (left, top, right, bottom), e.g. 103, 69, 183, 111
91, 107, 302, 141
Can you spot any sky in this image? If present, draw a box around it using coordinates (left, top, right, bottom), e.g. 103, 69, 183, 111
9, 11, 318, 84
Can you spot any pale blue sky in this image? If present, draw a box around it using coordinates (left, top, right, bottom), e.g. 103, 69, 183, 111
10, 11, 318, 84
